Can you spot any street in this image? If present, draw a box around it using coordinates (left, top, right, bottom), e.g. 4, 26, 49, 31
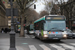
0, 33, 75, 50
0, 0, 75, 50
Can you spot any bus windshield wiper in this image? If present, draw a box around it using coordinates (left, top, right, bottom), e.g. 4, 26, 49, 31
48, 28, 55, 32
48, 28, 64, 32
58, 29, 64, 32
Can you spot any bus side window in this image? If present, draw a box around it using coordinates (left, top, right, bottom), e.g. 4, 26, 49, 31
36, 22, 39, 30
41, 23, 44, 30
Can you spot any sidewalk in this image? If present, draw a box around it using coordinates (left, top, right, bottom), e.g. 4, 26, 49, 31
0, 33, 24, 50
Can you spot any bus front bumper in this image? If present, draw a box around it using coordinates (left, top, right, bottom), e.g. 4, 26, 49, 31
42, 36, 67, 40
42, 34, 67, 40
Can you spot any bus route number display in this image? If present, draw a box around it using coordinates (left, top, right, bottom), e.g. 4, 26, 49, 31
53, 17, 63, 19
46, 17, 51, 19
46, 17, 64, 20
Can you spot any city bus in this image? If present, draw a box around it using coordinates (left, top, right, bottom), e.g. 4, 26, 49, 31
34, 15, 67, 41
26, 24, 34, 34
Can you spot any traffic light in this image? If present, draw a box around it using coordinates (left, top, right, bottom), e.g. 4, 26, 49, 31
9, 0, 14, 2
24, 17, 26, 23
34, 4, 36, 9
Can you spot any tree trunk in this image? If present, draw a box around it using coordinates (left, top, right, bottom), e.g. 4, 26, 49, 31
60, 7, 63, 15
19, 14, 25, 37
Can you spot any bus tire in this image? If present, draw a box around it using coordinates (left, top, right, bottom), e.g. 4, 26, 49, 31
39, 35, 44, 41
34, 34, 38, 39
57, 39, 61, 41
35, 36, 37, 38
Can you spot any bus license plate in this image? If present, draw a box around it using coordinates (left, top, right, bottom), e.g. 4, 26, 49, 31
53, 38, 58, 39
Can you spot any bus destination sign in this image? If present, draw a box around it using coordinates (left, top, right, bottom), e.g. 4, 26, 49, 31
46, 16, 65, 20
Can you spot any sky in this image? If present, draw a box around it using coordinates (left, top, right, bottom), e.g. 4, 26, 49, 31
33, 0, 68, 13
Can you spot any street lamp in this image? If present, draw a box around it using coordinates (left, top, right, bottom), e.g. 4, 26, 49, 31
9, 0, 16, 50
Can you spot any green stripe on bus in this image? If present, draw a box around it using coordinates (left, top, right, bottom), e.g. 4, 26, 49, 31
41, 30, 43, 36
34, 17, 45, 23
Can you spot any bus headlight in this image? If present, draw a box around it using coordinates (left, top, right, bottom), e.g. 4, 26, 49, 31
43, 31, 47, 34
63, 34, 67, 37
43, 34, 48, 37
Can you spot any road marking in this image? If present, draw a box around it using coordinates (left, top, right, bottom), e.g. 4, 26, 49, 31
29, 45, 37, 50
17, 46, 24, 50
22, 43, 28, 44
24, 34, 35, 38
39, 44, 51, 50
32, 36, 35, 38
25, 36, 35, 38
25, 34, 30, 38
49, 44, 65, 50
70, 43, 75, 46
60, 44, 75, 50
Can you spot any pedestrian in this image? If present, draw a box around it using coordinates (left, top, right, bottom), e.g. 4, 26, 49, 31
1, 28, 4, 33
4, 28, 8, 33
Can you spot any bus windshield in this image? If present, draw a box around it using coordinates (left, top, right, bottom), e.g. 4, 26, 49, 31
44, 21, 66, 31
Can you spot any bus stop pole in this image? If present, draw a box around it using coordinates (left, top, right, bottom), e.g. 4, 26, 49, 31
9, 0, 16, 50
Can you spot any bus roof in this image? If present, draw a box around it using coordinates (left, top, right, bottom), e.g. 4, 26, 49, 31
34, 16, 45, 23
34, 15, 65, 23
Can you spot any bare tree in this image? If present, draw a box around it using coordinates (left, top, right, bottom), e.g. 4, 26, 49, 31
25, 8, 39, 25
39, 10, 49, 17
50, 4, 60, 15
57, 0, 75, 29
16, 0, 37, 37
45, 0, 60, 15
45, 1, 53, 15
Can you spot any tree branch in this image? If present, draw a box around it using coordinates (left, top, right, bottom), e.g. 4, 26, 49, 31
16, 0, 23, 10
24, 1, 36, 12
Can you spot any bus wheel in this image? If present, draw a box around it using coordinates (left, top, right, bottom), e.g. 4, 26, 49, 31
56, 39, 61, 41
34, 34, 38, 39
35, 36, 38, 39
39, 35, 44, 41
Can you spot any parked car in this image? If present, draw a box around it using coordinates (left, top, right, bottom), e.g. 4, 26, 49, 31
66, 29, 73, 38
73, 33, 75, 38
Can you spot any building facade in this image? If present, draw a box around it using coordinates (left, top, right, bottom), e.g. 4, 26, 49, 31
2, 0, 17, 28
0, 0, 8, 31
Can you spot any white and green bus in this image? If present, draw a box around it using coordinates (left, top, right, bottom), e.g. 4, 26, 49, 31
27, 24, 34, 34
34, 15, 67, 41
